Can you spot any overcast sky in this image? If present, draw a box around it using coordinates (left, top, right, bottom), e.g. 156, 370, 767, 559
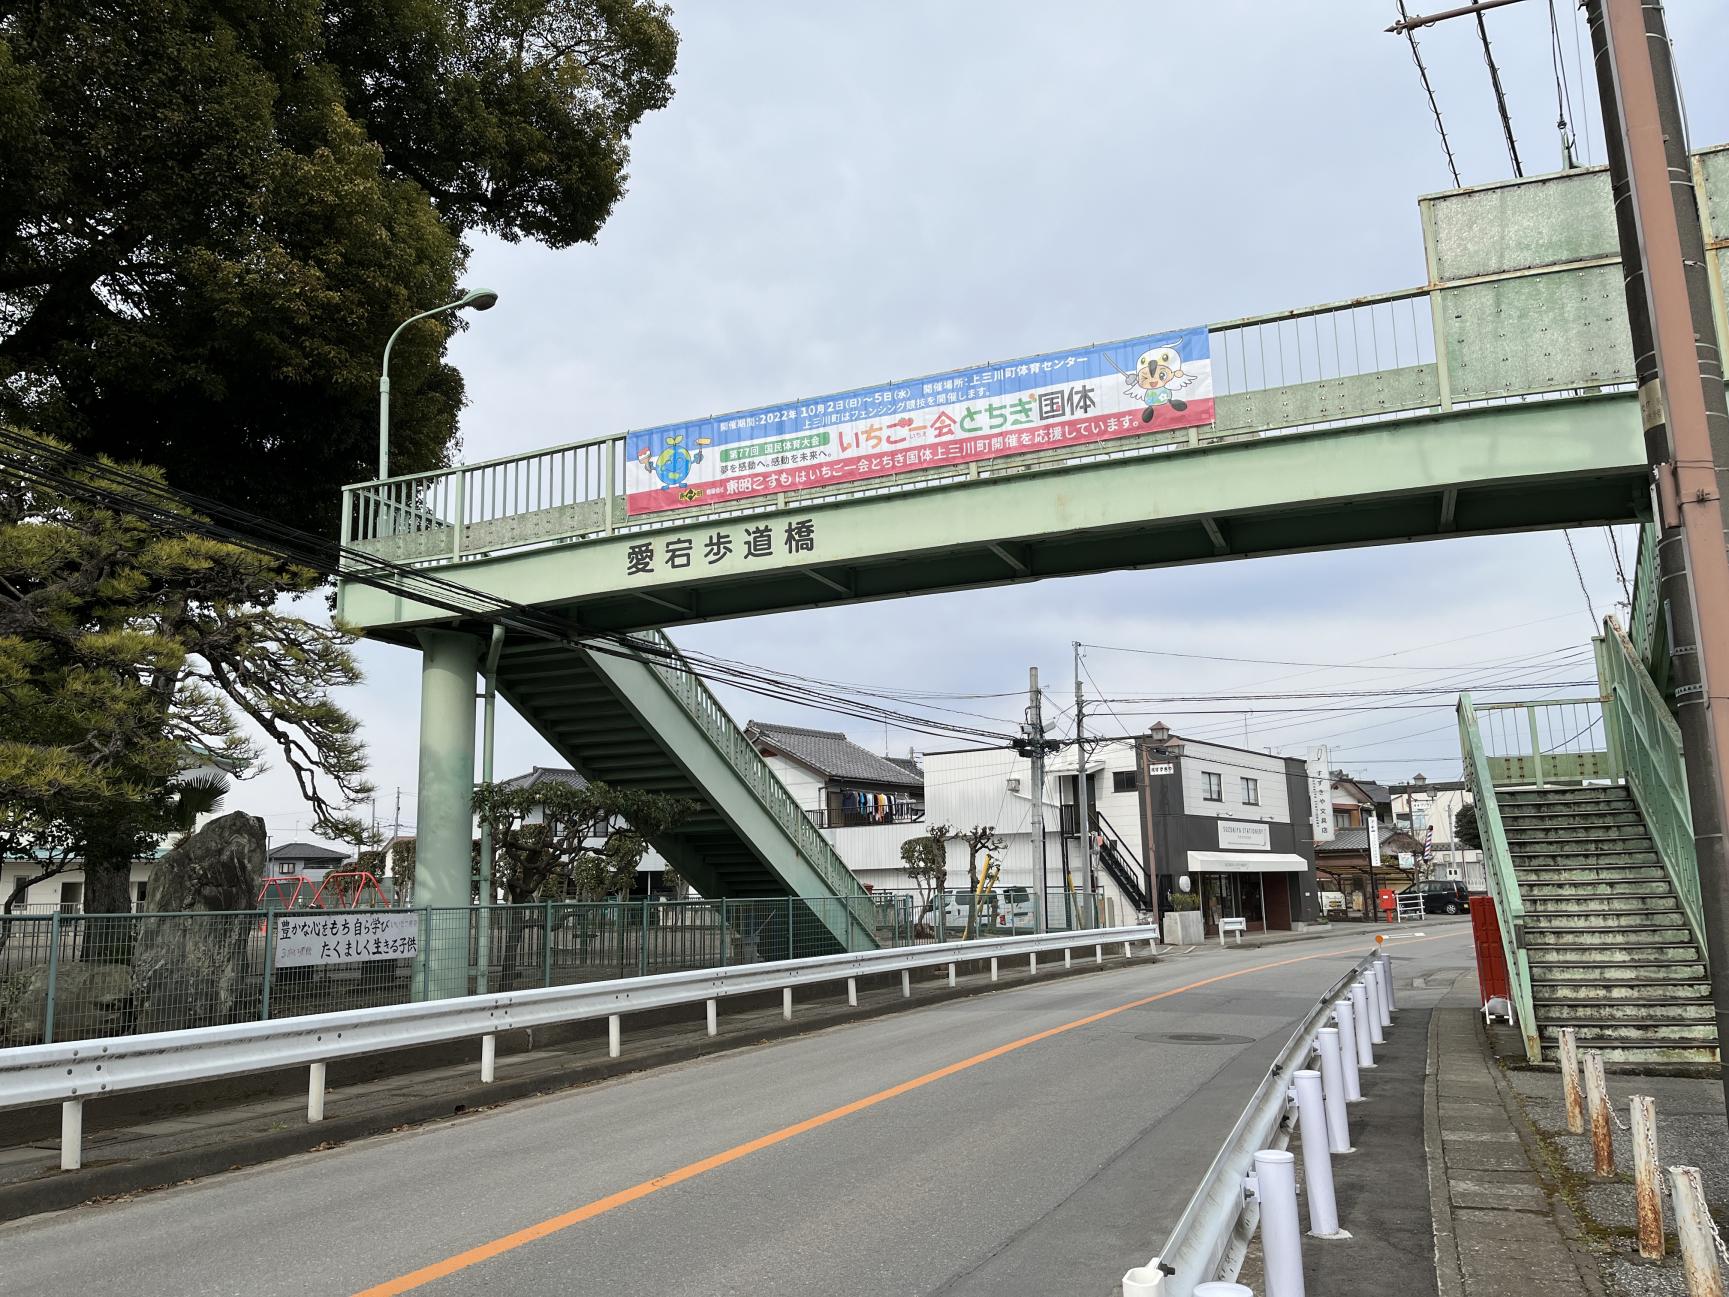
260, 2, 1729, 847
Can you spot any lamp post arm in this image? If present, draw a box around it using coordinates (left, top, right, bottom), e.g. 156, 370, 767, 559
377, 302, 461, 481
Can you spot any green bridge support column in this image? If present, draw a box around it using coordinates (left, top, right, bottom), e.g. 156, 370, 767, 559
415, 629, 480, 1000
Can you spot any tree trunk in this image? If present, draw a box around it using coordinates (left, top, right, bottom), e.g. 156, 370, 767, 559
80, 825, 139, 963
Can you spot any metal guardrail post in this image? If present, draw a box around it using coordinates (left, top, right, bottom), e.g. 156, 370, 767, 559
1315, 1027, 1353, 1152
1334, 1000, 1363, 1102
1350, 983, 1375, 1069
1255, 1148, 1305, 1297
1632, 1095, 1664, 1260
543, 901, 556, 987
43, 911, 61, 1045
1377, 951, 1395, 1012
60, 1099, 82, 1171
1527, 705, 1545, 786
1292, 1070, 1340, 1237
260, 916, 277, 1021
1584, 1050, 1614, 1176
1669, 1166, 1724, 1297
1559, 1027, 1585, 1134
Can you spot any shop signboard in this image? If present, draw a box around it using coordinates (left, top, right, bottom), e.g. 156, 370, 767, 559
625, 327, 1215, 516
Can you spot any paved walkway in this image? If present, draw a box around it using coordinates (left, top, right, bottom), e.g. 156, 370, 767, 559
1427, 984, 1605, 1297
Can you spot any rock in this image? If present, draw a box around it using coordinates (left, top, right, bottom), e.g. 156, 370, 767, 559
0, 961, 132, 1045
130, 812, 268, 1032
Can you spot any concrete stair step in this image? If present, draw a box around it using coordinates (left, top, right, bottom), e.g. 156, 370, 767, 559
1505, 828, 1654, 847
1511, 853, 1663, 869
1541, 1040, 1721, 1064
1526, 977, 1712, 999
1524, 911, 1686, 930
1517, 880, 1674, 896
1533, 999, 1717, 1022
1537, 1020, 1719, 1044
1525, 927, 1696, 947
1500, 785, 1630, 801
1525, 948, 1705, 970
1500, 810, 1647, 828
1523, 895, 1681, 912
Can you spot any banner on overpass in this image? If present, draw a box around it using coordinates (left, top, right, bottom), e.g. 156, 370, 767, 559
625, 327, 1214, 516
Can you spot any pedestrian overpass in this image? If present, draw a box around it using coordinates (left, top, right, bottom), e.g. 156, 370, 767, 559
337, 146, 1729, 953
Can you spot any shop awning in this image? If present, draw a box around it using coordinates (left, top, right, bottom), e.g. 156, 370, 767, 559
1187, 851, 1310, 874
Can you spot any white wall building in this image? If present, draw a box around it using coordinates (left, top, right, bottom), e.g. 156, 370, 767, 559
1392, 783, 1487, 891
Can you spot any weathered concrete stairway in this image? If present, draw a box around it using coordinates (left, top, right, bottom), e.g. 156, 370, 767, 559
1502, 785, 1718, 1063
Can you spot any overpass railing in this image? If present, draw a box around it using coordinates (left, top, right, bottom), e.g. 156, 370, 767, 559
0, 921, 1161, 1173
1457, 694, 1542, 1062
1629, 522, 1661, 669
1598, 616, 1705, 962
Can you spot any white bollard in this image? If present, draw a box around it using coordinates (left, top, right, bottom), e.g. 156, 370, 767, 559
1315, 1027, 1354, 1152
706, 998, 718, 1037
1096, 944, 1104, 965
1558, 1027, 1584, 1135
1124, 941, 1133, 959
1350, 983, 1376, 1070
783, 987, 793, 1020
307, 1062, 326, 1123
1334, 1000, 1363, 1101
480, 1033, 496, 1083
1065, 948, 1072, 969
1669, 1166, 1724, 1297
1292, 1070, 1342, 1237
608, 1013, 621, 1058
1364, 966, 1387, 1044
948, 962, 957, 987
1631, 1095, 1664, 1261
1373, 961, 1392, 1029
990, 957, 999, 982
1255, 1148, 1306, 1297
901, 969, 911, 999
60, 1098, 82, 1172
1378, 951, 1396, 1012
847, 977, 857, 1008
1121, 1257, 1166, 1297
1029, 952, 1038, 976
1193, 1286, 1254, 1297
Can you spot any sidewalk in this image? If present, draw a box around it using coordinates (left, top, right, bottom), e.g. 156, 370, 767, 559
1426, 982, 1605, 1297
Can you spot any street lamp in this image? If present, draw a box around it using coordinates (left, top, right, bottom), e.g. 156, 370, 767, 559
377, 288, 500, 480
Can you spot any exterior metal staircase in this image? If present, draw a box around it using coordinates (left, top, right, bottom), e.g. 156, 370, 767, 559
1092, 811, 1153, 914
1501, 785, 1715, 1063
495, 630, 877, 954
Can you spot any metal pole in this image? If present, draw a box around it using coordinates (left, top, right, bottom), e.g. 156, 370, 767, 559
260, 914, 276, 1021
1364, 967, 1387, 1044
1315, 1027, 1354, 1153
1350, 982, 1375, 1069
1074, 643, 1099, 911
1669, 1166, 1725, 1297
1254, 1148, 1306, 1297
475, 625, 505, 994
307, 1062, 327, 1123
60, 1099, 82, 1172
1590, 0, 1729, 1136
1631, 1094, 1665, 1260
1377, 951, 1396, 1013
1334, 999, 1364, 1101
480, 1033, 496, 1083
1029, 666, 1050, 933
1559, 1026, 1585, 1134
43, 911, 61, 1045
1292, 1070, 1341, 1236
1584, 1050, 1614, 1176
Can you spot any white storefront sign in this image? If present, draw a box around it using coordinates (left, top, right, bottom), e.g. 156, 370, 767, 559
274, 912, 420, 968
1307, 746, 1335, 844
1147, 762, 1175, 776
1217, 820, 1271, 851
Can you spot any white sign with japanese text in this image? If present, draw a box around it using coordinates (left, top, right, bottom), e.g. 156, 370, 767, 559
274, 912, 420, 968
1147, 762, 1175, 776
1307, 747, 1335, 845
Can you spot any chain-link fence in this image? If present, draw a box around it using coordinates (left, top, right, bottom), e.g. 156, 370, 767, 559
0, 890, 1119, 1048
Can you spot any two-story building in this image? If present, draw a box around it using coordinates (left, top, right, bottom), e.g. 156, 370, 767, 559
746, 723, 925, 828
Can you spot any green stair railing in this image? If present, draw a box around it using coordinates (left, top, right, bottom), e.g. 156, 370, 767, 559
629, 629, 878, 945
1458, 693, 1543, 1062
1629, 522, 1661, 669
1597, 616, 1706, 965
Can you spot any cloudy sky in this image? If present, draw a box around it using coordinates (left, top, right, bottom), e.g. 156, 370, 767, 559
261, 1, 1729, 847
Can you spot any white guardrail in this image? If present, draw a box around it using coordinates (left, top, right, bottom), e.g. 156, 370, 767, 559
0, 923, 1162, 1172
1125, 947, 1397, 1297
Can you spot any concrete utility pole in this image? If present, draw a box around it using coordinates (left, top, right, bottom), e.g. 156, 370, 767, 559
1027, 667, 1049, 934
1073, 643, 1098, 914
1584, 0, 1729, 1123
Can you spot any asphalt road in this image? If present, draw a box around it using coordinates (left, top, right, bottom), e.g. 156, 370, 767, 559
0, 923, 1474, 1297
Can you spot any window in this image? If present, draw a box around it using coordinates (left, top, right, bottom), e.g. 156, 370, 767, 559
1241, 777, 1260, 805
1334, 810, 1353, 830
1112, 770, 1139, 794
1203, 771, 1223, 802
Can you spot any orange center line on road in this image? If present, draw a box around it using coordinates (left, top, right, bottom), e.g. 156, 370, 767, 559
352, 930, 1465, 1297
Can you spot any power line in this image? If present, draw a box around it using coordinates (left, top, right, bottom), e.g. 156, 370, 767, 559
1397, 0, 1464, 185
1545, 0, 1579, 166
1472, 0, 1523, 175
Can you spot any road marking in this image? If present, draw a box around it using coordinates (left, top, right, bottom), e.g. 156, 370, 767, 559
351, 930, 1464, 1296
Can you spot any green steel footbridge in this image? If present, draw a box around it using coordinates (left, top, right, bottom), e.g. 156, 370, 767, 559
337, 148, 1729, 990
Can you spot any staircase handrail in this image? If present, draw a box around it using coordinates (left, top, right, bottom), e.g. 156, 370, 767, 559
1599, 616, 1706, 964
627, 630, 875, 937
1457, 692, 1542, 1062
1629, 522, 1661, 668
1090, 809, 1152, 912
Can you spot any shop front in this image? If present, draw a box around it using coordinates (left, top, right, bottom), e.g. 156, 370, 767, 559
1186, 850, 1311, 934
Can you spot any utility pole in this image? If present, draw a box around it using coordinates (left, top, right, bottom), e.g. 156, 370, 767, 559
1583, 0, 1729, 1125
1026, 667, 1049, 934
1073, 644, 1098, 919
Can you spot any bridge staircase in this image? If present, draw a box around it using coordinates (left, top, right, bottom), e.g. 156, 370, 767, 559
1459, 605, 1716, 1064
496, 630, 877, 955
